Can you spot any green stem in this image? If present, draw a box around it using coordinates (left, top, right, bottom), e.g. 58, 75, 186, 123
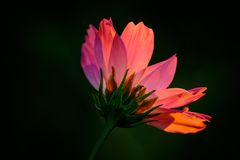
88, 119, 117, 160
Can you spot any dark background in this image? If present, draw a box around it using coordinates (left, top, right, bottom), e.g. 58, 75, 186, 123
9, 2, 239, 160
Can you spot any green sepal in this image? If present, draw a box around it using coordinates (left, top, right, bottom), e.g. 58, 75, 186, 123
92, 94, 100, 108
143, 105, 161, 115
124, 90, 156, 114
118, 105, 160, 128
108, 70, 128, 109
92, 94, 105, 115
136, 90, 156, 103
123, 99, 138, 113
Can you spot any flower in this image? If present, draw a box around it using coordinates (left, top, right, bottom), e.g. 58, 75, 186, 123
81, 18, 211, 134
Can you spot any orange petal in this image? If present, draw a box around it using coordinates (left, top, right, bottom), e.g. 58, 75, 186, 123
189, 87, 207, 95
121, 22, 154, 74
148, 112, 208, 134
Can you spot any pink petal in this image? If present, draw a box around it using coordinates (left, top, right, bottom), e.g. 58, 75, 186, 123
132, 68, 146, 87
139, 55, 177, 91
121, 22, 154, 74
184, 110, 212, 122
108, 34, 128, 85
81, 64, 100, 90
153, 87, 207, 109
98, 18, 116, 72
81, 25, 100, 89
94, 34, 108, 80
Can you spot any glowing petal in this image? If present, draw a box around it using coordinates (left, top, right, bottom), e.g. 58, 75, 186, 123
153, 87, 207, 109
121, 22, 154, 74
148, 111, 208, 134
81, 25, 100, 89
94, 34, 109, 80
108, 34, 128, 85
98, 18, 116, 71
140, 55, 177, 91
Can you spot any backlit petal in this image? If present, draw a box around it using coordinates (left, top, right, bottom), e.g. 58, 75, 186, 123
189, 87, 207, 95
108, 34, 128, 85
148, 111, 208, 134
121, 22, 154, 73
94, 34, 108, 81
81, 25, 100, 89
81, 64, 100, 90
184, 110, 212, 122
98, 18, 116, 70
140, 55, 177, 91
153, 87, 207, 109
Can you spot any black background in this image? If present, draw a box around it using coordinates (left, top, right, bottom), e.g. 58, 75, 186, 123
8, 2, 239, 160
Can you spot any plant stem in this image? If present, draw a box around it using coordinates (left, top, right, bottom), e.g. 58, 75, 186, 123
88, 119, 117, 160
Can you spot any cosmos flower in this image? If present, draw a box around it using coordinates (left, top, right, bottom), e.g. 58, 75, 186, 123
81, 18, 211, 134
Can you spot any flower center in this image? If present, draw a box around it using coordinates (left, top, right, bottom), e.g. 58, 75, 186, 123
93, 67, 160, 128
105, 67, 158, 114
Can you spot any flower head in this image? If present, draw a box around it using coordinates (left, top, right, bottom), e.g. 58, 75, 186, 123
81, 18, 211, 134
